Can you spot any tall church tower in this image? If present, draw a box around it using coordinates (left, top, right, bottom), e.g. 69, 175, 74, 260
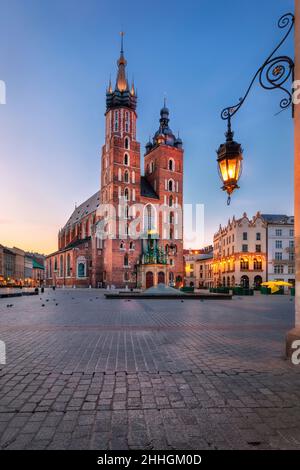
100, 35, 142, 286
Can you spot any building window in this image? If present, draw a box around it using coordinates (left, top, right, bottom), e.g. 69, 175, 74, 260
256, 232, 261, 241
124, 170, 129, 183
289, 240, 294, 250
54, 257, 58, 272
290, 229, 294, 237
169, 195, 173, 207
240, 258, 249, 270
275, 240, 282, 249
124, 271, 129, 281
114, 110, 119, 131
253, 258, 262, 270
288, 265, 295, 274
124, 254, 129, 267
168, 159, 174, 171
144, 204, 156, 232
124, 137, 129, 149
168, 179, 174, 191
242, 244, 248, 252
275, 229, 282, 237
274, 265, 284, 274
275, 252, 283, 260
243, 232, 247, 241
129, 241, 134, 250
66, 254, 71, 277
59, 255, 64, 277
124, 153, 129, 166
124, 188, 129, 201
125, 111, 130, 133
256, 244, 261, 253
77, 262, 86, 278
120, 241, 125, 250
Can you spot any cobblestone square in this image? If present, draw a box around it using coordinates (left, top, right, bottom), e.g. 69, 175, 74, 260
0, 290, 300, 450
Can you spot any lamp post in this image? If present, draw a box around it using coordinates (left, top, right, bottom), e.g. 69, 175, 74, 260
217, 12, 294, 204
217, 10, 300, 360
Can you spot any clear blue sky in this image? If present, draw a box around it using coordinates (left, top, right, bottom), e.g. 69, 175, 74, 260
0, 0, 295, 253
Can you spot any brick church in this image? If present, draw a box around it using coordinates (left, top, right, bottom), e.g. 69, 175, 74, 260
46, 39, 184, 289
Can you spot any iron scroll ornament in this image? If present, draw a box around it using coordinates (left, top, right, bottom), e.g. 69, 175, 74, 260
219, 12, 295, 205
221, 13, 295, 123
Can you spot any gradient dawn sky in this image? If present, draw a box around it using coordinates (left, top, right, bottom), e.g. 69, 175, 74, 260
0, 0, 295, 254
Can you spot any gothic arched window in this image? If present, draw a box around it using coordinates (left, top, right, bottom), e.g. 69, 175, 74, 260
124, 170, 129, 183
168, 179, 174, 192
144, 204, 156, 232
59, 255, 64, 277
169, 195, 173, 207
66, 254, 71, 277
114, 110, 119, 131
124, 153, 129, 166
125, 137, 130, 149
124, 188, 129, 201
168, 159, 174, 171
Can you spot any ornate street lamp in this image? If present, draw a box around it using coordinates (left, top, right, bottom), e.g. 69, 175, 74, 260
218, 12, 294, 204
217, 116, 243, 205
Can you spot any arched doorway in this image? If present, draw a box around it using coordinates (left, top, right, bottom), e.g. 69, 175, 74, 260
158, 271, 165, 284
240, 275, 249, 288
254, 275, 262, 289
146, 271, 154, 288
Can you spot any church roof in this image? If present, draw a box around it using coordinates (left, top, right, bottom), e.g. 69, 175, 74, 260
63, 191, 100, 231
140, 176, 159, 199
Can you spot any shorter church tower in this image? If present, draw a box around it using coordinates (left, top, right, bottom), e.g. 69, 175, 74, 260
140, 102, 184, 287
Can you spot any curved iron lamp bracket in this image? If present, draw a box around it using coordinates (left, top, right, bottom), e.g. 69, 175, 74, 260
221, 13, 295, 124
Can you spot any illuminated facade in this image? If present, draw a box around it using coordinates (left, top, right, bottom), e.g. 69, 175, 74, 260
213, 212, 267, 288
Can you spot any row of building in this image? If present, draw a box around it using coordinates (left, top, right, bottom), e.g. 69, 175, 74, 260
0, 245, 45, 287
184, 212, 295, 289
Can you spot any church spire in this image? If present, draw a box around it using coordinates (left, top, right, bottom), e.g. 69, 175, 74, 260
106, 34, 137, 112
116, 32, 128, 92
